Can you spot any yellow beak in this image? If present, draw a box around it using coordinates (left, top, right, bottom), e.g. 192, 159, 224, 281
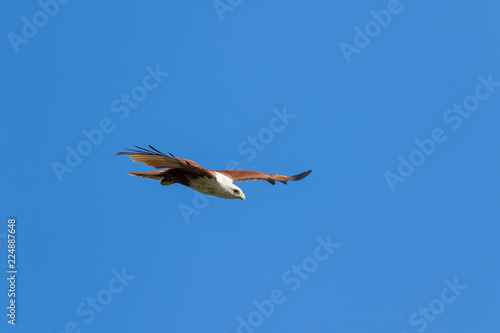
240, 193, 246, 201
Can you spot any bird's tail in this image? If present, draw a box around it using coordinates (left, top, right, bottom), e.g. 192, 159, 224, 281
128, 171, 165, 180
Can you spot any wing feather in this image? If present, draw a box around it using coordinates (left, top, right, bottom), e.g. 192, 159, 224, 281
115, 146, 216, 178
218, 170, 311, 185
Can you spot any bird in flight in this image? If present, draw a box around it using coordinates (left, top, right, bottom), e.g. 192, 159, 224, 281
116, 146, 311, 201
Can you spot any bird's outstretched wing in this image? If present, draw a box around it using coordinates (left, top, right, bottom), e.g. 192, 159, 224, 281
115, 145, 216, 178
218, 170, 311, 185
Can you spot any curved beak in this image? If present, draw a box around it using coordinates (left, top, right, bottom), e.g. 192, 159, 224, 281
240, 193, 246, 201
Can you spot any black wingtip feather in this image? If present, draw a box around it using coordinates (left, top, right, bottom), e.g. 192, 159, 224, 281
122, 145, 167, 156
291, 170, 312, 181
148, 145, 165, 155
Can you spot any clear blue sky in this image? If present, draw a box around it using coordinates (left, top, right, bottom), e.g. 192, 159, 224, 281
2, 1, 500, 332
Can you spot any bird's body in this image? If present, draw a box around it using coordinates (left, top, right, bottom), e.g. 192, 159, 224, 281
116, 146, 311, 200
187, 172, 239, 199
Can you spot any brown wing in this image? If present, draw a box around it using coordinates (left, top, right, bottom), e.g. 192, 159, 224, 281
218, 170, 311, 185
115, 145, 216, 178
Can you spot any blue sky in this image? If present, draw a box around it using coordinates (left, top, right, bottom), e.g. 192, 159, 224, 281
2, 0, 500, 332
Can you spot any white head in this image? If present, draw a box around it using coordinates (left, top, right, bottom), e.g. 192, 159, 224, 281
228, 184, 245, 201
217, 173, 246, 201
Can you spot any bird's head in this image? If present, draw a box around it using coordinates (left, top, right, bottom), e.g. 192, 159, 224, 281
230, 186, 245, 201
217, 172, 246, 201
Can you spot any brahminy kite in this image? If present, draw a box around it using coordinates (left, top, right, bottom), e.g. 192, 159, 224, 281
116, 146, 311, 201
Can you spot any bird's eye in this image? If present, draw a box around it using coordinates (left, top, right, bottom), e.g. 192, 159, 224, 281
233, 189, 239, 193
